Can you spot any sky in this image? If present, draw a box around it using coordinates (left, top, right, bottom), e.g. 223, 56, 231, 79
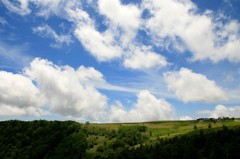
0, 0, 240, 123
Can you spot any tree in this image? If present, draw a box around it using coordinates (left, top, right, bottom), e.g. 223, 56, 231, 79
208, 123, 212, 129
55, 131, 87, 159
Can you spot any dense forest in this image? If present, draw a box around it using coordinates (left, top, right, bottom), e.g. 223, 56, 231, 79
0, 120, 240, 159
0, 120, 87, 159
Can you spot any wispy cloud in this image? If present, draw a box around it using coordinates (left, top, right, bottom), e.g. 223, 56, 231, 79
0, 41, 32, 69
32, 24, 72, 48
0, 17, 8, 26
1, 0, 31, 16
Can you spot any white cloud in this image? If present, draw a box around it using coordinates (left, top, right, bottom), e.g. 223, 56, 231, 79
32, 24, 72, 48
77, 66, 105, 82
164, 68, 227, 103
109, 90, 176, 122
180, 116, 193, 121
0, 71, 45, 107
4, 0, 78, 18
62, 1, 123, 61
24, 58, 108, 121
97, 0, 168, 70
198, 105, 240, 118
32, 0, 65, 17
98, 0, 140, 30
1, 0, 31, 15
143, 0, 240, 63
0, 70, 47, 116
0, 104, 49, 116
124, 46, 167, 69
74, 26, 122, 61
98, 0, 141, 45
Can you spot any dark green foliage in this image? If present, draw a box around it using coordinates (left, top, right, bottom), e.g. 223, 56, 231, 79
117, 126, 240, 159
194, 125, 197, 130
1, 120, 240, 159
0, 120, 87, 159
208, 123, 212, 129
54, 131, 87, 159
85, 125, 148, 158
117, 126, 147, 146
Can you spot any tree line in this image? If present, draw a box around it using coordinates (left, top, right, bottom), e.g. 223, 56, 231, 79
0, 120, 240, 159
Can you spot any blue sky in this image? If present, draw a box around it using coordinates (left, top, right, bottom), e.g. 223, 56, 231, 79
0, 0, 240, 122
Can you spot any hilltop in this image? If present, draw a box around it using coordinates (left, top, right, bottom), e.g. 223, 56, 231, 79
0, 119, 240, 158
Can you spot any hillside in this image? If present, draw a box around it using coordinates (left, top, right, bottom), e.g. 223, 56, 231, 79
88, 118, 240, 138
0, 119, 240, 158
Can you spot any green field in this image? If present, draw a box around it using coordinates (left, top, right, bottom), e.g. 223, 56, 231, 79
84, 118, 240, 153
88, 119, 240, 138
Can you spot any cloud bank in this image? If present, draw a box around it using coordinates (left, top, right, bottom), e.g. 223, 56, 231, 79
0, 58, 176, 122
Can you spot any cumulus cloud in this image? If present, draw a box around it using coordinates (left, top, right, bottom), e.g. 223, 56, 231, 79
164, 68, 227, 103
77, 66, 105, 82
0, 71, 47, 116
33, 24, 72, 48
98, 0, 141, 45
0, 104, 49, 116
0, 58, 131, 121
74, 26, 122, 61
0, 58, 176, 122
198, 105, 240, 118
124, 46, 167, 69
0, 71, 44, 108
98, 0, 140, 31
143, 0, 240, 62
109, 90, 176, 122
24, 58, 108, 121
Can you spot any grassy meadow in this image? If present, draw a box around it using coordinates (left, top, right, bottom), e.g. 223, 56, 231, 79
83, 118, 240, 153
88, 119, 240, 138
